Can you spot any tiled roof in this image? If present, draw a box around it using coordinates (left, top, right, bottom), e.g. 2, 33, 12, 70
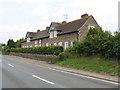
56, 17, 89, 34
26, 32, 36, 38
51, 22, 61, 27
33, 30, 49, 40
24, 15, 90, 41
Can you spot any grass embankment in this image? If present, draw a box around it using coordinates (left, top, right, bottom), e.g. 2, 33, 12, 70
0, 51, 2, 55
55, 56, 118, 76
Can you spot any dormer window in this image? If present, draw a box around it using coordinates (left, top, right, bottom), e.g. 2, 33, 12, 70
50, 31, 57, 38
49, 24, 57, 38
27, 37, 30, 42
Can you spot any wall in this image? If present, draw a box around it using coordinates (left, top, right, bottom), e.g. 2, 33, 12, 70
10, 52, 57, 64
42, 32, 78, 47
79, 16, 100, 41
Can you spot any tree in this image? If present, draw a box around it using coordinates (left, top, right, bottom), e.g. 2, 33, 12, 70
15, 38, 24, 48
7, 39, 15, 48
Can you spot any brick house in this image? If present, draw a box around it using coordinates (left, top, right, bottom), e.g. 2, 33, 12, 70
21, 14, 100, 49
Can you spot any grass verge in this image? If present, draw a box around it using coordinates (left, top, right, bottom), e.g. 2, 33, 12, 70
55, 56, 118, 76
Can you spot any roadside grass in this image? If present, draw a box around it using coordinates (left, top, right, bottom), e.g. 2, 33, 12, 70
55, 56, 118, 76
0, 51, 2, 55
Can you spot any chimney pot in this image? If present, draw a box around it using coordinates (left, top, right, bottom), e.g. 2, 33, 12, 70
62, 21, 67, 24
37, 29, 40, 32
46, 26, 50, 30
81, 13, 89, 19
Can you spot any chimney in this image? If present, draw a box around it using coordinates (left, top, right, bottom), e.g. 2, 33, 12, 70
61, 21, 67, 24
46, 26, 50, 30
37, 29, 40, 32
81, 13, 89, 19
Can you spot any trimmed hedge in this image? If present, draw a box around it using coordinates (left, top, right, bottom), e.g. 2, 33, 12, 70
10, 46, 64, 55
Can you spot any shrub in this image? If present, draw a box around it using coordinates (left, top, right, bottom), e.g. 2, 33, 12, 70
61, 28, 120, 60
10, 46, 64, 55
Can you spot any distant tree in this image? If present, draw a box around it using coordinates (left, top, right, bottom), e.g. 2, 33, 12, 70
7, 39, 15, 48
15, 38, 24, 48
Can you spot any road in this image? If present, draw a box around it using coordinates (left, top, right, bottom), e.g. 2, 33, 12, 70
1, 55, 119, 88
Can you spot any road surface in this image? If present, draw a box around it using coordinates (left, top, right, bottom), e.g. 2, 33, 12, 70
1, 55, 119, 88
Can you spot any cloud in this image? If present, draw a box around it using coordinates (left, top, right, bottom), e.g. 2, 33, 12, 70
0, 0, 119, 44
31, 3, 50, 16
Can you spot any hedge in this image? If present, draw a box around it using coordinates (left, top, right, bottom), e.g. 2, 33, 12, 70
10, 46, 64, 55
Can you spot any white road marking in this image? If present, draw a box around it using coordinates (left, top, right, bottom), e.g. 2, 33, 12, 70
8, 64, 14, 68
32, 75, 54, 85
48, 68, 118, 85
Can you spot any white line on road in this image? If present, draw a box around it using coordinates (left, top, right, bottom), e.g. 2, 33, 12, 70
8, 64, 14, 68
32, 75, 54, 85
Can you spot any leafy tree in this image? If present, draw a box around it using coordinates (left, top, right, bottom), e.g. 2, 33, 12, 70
7, 39, 15, 48
65, 28, 120, 60
15, 38, 24, 48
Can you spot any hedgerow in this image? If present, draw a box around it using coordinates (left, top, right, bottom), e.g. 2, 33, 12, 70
10, 46, 64, 55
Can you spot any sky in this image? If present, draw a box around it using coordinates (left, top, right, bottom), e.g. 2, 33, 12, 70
0, 0, 119, 44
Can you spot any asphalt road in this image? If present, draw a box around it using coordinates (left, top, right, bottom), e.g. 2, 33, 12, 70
1, 55, 119, 88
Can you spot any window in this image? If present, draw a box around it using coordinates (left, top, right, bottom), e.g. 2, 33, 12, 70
50, 31, 54, 38
39, 40, 42, 46
88, 25, 95, 29
49, 43, 52, 46
39, 40, 41, 44
64, 41, 69, 49
35, 41, 38, 44
30, 45, 32, 47
50, 31, 57, 38
46, 43, 49, 46
58, 42, 62, 46
27, 38, 30, 42
54, 43, 57, 46
35, 45, 38, 47
54, 31, 57, 37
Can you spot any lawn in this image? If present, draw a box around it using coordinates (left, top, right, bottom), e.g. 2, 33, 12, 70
55, 56, 118, 76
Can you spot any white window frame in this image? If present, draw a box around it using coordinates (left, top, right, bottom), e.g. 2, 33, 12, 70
58, 42, 62, 46
64, 41, 69, 49
46, 43, 49, 46
39, 40, 41, 44
39, 40, 42, 46
27, 37, 30, 42
35, 41, 38, 44
30, 45, 32, 47
88, 25, 95, 29
54, 43, 57, 46
54, 31, 57, 38
50, 31, 54, 38
35, 45, 38, 47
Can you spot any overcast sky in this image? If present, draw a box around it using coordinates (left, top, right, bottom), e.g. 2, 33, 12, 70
0, 0, 119, 44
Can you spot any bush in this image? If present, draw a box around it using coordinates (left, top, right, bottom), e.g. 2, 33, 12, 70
58, 52, 79, 61
10, 46, 64, 55
61, 28, 120, 60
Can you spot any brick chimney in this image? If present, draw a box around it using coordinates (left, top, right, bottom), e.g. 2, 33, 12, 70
46, 26, 50, 30
81, 13, 89, 19
61, 21, 67, 24
37, 29, 40, 33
